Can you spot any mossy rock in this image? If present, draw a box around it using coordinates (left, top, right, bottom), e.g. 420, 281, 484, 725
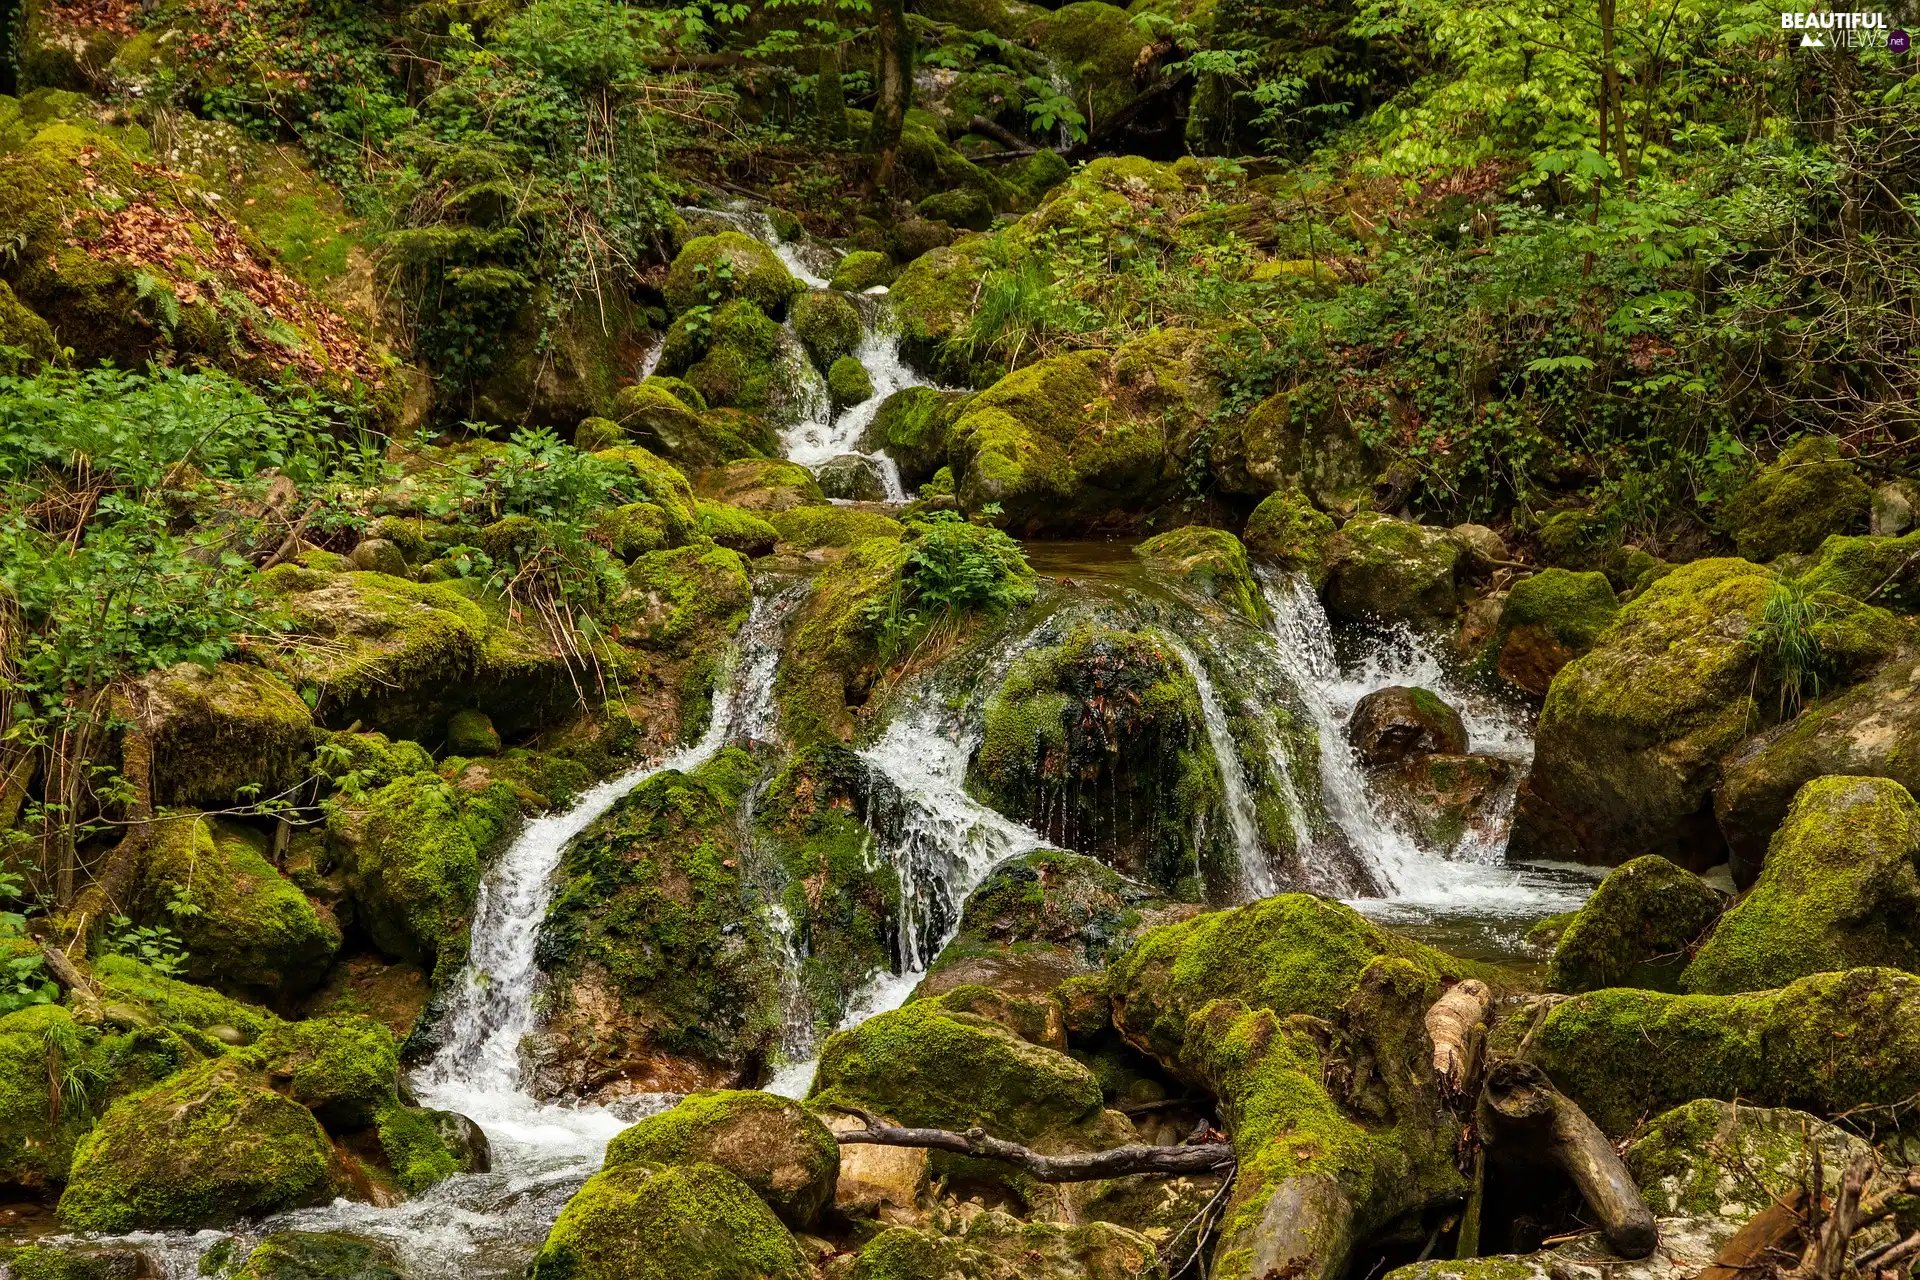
140, 662, 314, 811
446, 708, 501, 756
1210, 391, 1377, 513
791, 290, 862, 370
684, 301, 787, 417
616, 545, 752, 656
1027, 3, 1154, 132
529, 1160, 808, 1280
57, 1059, 342, 1232
1242, 488, 1335, 588
231, 1231, 407, 1280
1543, 855, 1722, 994
235, 1014, 403, 1133
1133, 527, 1267, 626
531, 750, 779, 1093
0, 1005, 115, 1189
1683, 776, 1920, 994
1534, 508, 1617, 572
138, 816, 341, 998
774, 538, 909, 745
464, 288, 644, 431
815, 453, 886, 501
1801, 529, 1920, 612
969, 623, 1220, 900
850, 1216, 1165, 1279
697, 458, 828, 513
1371, 752, 1516, 858
1345, 686, 1465, 769
1625, 1099, 1879, 1224
324, 770, 516, 979
889, 241, 999, 384
604, 1091, 839, 1230
613, 381, 776, 469
1725, 436, 1872, 563
829, 251, 894, 292
827, 356, 875, 409
1494, 569, 1619, 697
596, 502, 672, 562
90, 954, 277, 1037
857, 386, 968, 490
766, 506, 906, 551
591, 445, 702, 542
663, 232, 802, 319
755, 745, 900, 1031
1514, 965, 1920, 1136
917, 187, 994, 231
0, 278, 60, 370
1322, 514, 1462, 628
695, 500, 779, 557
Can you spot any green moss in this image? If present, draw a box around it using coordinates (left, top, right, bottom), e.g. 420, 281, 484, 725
970, 624, 1219, 899
596, 502, 672, 562
1027, 4, 1157, 132
945, 849, 1148, 970
829, 251, 894, 292
1801, 530, 1920, 612
1543, 855, 1722, 993
529, 1161, 807, 1280
239, 1015, 398, 1130
617, 545, 752, 656
1243, 488, 1336, 587
1502, 569, 1619, 651
767, 506, 905, 551
90, 955, 277, 1037
1725, 436, 1872, 562
663, 232, 803, 318
1682, 776, 1920, 993
1322, 513, 1462, 627
809, 1000, 1104, 1142
232, 1231, 407, 1280
857, 386, 967, 489
696, 458, 828, 513
611, 381, 776, 470
1133, 527, 1268, 625
695, 500, 779, 556
537, 749, 780, 1071
827, 355, 875, 408
918, 187, 994, 231
592, 445, 702, 541
373, 1102, 464, 1195
792, 290, 862, 369
1625, 1098, 1875, 1221
682, 301, 785, 416
604, 1090, 839, 1229
317, 732, 433, 790
776, 538, 910, 744
575, 417, 624, 452
57, 1060, 340, 1232
0, 279, 60, 370
889, 241, 1000, 384
142, 661, 314, 810
137, 816, 340, 996
0, 1005, 110, 1188
446, 708, 501, 756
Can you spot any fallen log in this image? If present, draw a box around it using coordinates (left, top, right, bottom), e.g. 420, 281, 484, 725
1478, 1061, 1657, 1259
38, 943, 103, 1024
1426, 978, 1492, 1098
1694, 1188, 1808, 1280
828, 1111, 1235, 1183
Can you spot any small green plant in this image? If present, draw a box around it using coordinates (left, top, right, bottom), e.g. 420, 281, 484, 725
1746, 578, 1829, 718
100, 916, 191, 978
864, 512, 1036, 661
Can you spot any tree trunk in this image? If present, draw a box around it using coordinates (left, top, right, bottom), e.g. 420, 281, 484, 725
815, 22, 847, 142
64, 687, 155, 957
866, 0, 912, 190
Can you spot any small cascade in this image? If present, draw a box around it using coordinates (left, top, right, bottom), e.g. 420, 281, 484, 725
680, 199, 833, 287
1164, 637, 1273, 900
777, 321, 928, 501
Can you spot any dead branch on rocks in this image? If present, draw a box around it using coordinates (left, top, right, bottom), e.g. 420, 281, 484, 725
1426, 979, 1492, 1098
825, 1108, 1236, 1183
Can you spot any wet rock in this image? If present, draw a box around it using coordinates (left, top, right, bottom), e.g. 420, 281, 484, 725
827, 355, 875, 409
663, 231, 802, 319
232, 1231, 408, 1280
1625, 1099, 1881, 1224
348, 538, 409, 578
826, 1111, 929, 1220
616, 544, 753, 656
1209, 391, 1377, 514
858, 386, 967, 490
816, 453, 887, 501
611, 380, 776, 469
445, 709, 500, 757
1347, 686, 1468, 768
0, 1243, 166, 1280
1133, 527, 1268, 625
1242, 487, 1336, 587
696, 499, 780, 557
1682, 775, 1920, 994
1724, 435, 1871, 562
1374, 753, 1515, 856
528, 1161, 808, 1280
1543, 855, 1722, 994
606, 1091, 839, 1230
829, 251, 894, 292
1495, 569, 1619, 697
791, 289, 862, 369
1323, 514, 1462, 627
1451, 523, 1508, 575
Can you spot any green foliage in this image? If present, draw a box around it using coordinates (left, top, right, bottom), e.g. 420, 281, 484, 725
1745, 577, 1828, 717
100, 918, 190, 979
862, 513, 1035, 661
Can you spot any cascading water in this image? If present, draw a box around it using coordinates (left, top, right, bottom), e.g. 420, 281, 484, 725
778, 320, 928, 502
1164, 637, 1273, 900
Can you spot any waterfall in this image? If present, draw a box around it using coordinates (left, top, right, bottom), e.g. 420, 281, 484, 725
1164, 638, 1273, 900
778, 320, 926, 502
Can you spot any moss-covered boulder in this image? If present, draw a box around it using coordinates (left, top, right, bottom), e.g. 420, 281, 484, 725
889, 241, 997, 383
137, 816, 341, 997
324, 768, 517, 978
697, 458, 828, 512
663, 232, 802, 319
615, 545, 753, 657
0, 279, 61, 371
767, 506, 905, 551
612, 381, 776, 470
528, 1160, 808, 1280
695, 500, 780, 557
830, 251, 894, 292
1209, 391, 1377, 514
1322, 514, 1462, 627
1682, 776, 1920, 994
858, 386, 968, 490
592, 445, 703, 543
1800, 528, 1920, 612
529, 749, 779, 1099
683, 301, 789, 418
774, 537, 910, 745
57, 1059, 342, 1231
1242, 488, 1336, 587
755, 746, 899, 1032
1346, 686, 1466, 769
231, 1232, 407, 1280
1510, 965, 1920, 1136
1495, 569, 1620, 697
1625, 1099, 1879, 1225
1027, 3, 1155, 135
0, 1005, 115, 1190
1508, 559, 1774, 869
140, 662, 313, 810
1543, 855, 1722, 994
969, 624, 1222, 901
827, 356, 875, 409
792, 290, 862, 369
1133, 527, 1267, 626
604, 1091, 838, 1230
815, 452, 886, 501
1371, 753, 1516, 858
851, 1216, 1165, 1279
1724, 436, 1871, 563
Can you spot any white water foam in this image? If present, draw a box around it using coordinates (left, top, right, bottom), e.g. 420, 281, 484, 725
779, 320, 929, 502
1164, 638, 1273, 900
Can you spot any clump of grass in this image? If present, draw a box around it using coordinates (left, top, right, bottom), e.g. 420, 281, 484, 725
1747, 577, 1829, 717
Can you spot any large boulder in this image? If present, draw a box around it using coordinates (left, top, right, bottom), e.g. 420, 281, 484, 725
1209, 392, 1377, 514
611, 381, 776, 470
604, 1091, 838, 1230
139, 663, 313, 810
697, 458, 828, 513
615, 545, 753, 657
815, 453, 886, 502
231, 1232, 407, 1280
1347, 687, 1467, 768
1133, 527, 1268, 625
1322, 515, 1461, 628
57, 1060, 343, 1232
1682, 776, 1920, 994
968, 623, 1221, 901
528, 749, 779, 1100
1625, 1099, 1881, 1224
663, 232, 802, 318
851, 1216, 1166, 1279
1026, 2, 1149, 126
1723, 435, 1871, 563
1543, 855, 1723, 994
1372, 753, 1516, 858
137, 817, 341, 998
528, 1161, 808, 1280
1242, 487, 1336, 587
1494, 569, 1620, 697
791, 289, 862, 369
